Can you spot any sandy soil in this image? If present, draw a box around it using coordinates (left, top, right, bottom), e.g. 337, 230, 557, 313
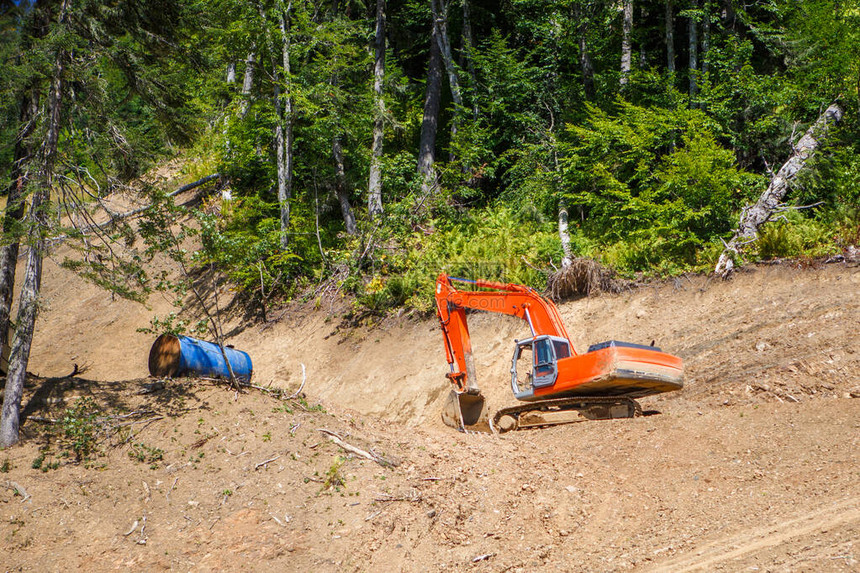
1, 240, 859, 571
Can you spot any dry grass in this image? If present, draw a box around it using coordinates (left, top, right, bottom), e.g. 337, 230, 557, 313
546, 257, 630, 300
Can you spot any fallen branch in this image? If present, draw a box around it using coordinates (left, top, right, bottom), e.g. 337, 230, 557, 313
364, 508, 386, 522
102, 173, 222, 223
317, 429, 399, 468
238, 381, 279, 393
286, 363, 307, 399
255, 455, 281, 470
108, 409, 158, 421
138, 381, 165, 395
166, 477, 178, 501
715, 103, 843, 276
26, 416, 58, 424
114, 416, 164, 428
237, 362, 307, 400
191, 434, 214, 449
374, 490, 421, 503
138, 514, 147, 545
4, 480, 31, 502
123, 520, 139, 536
53, 174, 223, 244
169, 173, 223, 197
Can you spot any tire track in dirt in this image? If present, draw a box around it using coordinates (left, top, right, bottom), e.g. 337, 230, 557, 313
643, 496, 860, 572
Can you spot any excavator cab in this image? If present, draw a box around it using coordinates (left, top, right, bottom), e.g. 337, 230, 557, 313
511, 336, 571, 399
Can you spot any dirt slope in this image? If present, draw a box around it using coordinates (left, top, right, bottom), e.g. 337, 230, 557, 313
2, 254, 859, 572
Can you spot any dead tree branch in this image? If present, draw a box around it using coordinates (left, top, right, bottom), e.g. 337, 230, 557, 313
715, 103, 843, 277
254, 455, 282, 470
4, 480, 31, 502
317, 429, 399, 468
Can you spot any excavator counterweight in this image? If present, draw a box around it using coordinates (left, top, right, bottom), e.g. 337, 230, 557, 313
435, 273, 684, 433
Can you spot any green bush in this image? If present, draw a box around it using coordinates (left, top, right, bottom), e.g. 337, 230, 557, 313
128, 443, 165, 469
755, 212, 839, 260
60, 398, 101, 463
353, 206, 562, 314
557, 101, 763, 273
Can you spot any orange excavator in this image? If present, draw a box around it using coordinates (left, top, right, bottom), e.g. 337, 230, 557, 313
435, 273, 684, 432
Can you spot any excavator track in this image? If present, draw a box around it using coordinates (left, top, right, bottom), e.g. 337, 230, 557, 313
491, 396, 642, 433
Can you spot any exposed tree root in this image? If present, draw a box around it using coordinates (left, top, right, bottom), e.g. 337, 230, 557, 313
546, 257, 630, 300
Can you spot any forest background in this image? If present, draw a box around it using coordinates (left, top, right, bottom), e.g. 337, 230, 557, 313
2, 0, 859, 312
0, 0, 858, 444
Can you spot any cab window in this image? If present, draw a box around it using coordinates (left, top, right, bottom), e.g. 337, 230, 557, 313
534, 338, 553, 366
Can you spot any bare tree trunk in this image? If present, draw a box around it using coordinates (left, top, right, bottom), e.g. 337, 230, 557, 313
0, 92, 38, 365
222, 60, 239, 201
1, 0, 68, 448
620, 0, 633, 87
688, 0, 699, 101
277, 3, 294, 250
417, 21, 443, 199
666, 0, 675, 73
271, 87, 288, 246
574, 3, 595, 100
461, 0, 479, 119
0, 233, 45, 447
722, 0, 736, 32
558, 198, 573, 269
432, 0, 463, 158
240, 50, 255, 118
715, 103, 844, 276
254, 0, 292, 248
0, 8, 51, 367
367, 0, 385, 220
638, 2, 648, 68
332, 135, 357, 235
702, 0, 710, 75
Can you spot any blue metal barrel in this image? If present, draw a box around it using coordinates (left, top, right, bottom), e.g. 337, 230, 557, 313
148, 334, 253, 381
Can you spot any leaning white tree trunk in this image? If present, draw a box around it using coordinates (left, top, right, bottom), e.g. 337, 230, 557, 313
715, 103, 843, 276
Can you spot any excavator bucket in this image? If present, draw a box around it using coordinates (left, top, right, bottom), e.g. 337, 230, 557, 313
441, 389, 492, 433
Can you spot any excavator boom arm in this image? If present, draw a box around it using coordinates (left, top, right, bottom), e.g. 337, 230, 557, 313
435, 274, 573, 394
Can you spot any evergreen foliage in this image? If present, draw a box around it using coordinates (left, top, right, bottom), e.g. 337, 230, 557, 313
2, 0, 859, 320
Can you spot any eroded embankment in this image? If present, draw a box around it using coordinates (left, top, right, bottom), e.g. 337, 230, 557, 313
29, 258, 860, 430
